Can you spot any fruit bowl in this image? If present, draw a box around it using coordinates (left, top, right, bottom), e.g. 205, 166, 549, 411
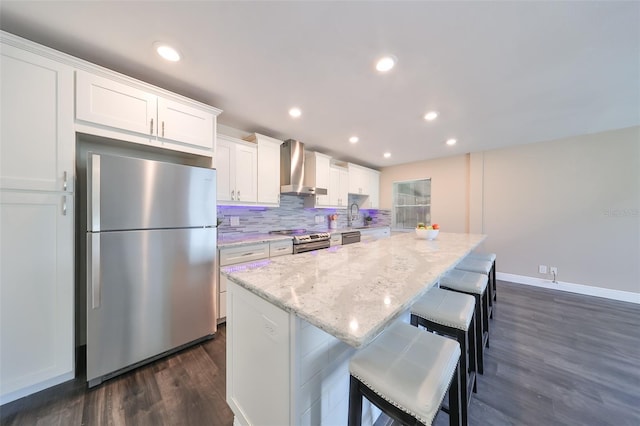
415, 228, 439, 240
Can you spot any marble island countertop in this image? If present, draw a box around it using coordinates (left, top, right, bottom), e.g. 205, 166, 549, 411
222, 231, 486, 348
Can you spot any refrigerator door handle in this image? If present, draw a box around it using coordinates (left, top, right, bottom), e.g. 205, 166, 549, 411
89, 154, 101, 231
88, 234, 101, 309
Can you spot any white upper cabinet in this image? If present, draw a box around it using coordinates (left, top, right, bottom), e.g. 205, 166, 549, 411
328, 166, 349, 207
304, 151, 331, 207
368, 169, 380, 209
0, 43, 74, 192
248, 133, 282, 206
348, 163, 369, 195
156, 97, 214, 149
76, 71, 156, 136
76, 70, 219, 156
216, 135, 257, 205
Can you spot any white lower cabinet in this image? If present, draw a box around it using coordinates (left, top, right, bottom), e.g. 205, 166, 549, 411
218, 240, 293, 322
359, 227, 391, 242
0, 191, 74, 404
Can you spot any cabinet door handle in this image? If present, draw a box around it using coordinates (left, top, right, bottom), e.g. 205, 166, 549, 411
150, 118, 154, 135
62, 196, 67, 216
237, 190, 240, 200
162, 121, 165, 138
231, 190, 235, 200
63, 171, 68, 191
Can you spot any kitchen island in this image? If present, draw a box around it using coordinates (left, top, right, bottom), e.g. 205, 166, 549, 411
222, 232, 486, 426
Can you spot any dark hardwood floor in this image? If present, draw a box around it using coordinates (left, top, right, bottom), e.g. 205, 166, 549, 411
2, 281, 639, 425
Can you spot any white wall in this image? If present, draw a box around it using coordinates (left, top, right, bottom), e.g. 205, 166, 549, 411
380, 154, 470, 233
380, 126, 640, 295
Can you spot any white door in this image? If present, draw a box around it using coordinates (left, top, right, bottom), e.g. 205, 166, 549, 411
76, 70, 157, 137
257, 139, 281, 205
216, 138, 234, 202
157, 97, 214, 150
0, 191, 74, 403
0, 44, 74, 192
234, 143, 258, 203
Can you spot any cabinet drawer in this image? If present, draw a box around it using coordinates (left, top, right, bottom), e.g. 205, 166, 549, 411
219, 243, 269, 266
269, 239, 293, 257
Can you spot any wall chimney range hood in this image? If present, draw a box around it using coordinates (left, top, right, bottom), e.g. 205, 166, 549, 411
280, 139, 328, 196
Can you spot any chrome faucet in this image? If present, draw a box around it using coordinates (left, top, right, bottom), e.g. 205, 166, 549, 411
348, 202, 360, 227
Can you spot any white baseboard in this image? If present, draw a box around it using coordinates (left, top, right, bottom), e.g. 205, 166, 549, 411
497, 272, 640, 304
0, 371, 74, 406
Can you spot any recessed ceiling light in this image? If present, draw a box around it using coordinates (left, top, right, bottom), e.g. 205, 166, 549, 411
383, 152, 391, 158
424, 111, 439, 121
349, 136, 359, 144
289, 107, 302, 118
154, 42, 181, 62
446, 138, 457, 146
375, 55, 397, 72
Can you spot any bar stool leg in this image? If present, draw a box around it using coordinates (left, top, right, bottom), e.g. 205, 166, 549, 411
493, 260, 497, 303
449, 364, 461, 426
348, 376, 363, 426
483, 290, 490, 349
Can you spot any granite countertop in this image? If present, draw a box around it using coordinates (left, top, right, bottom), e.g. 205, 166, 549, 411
222, 231, 486, 348
217, 233, 293, 248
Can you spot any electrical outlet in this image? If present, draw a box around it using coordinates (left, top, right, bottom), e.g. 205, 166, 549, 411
230, 216, 240, 226
539, 265, 548, 274
550, 266, 558, 275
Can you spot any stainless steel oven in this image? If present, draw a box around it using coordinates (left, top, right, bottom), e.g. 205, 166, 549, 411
269, 230, 331, 254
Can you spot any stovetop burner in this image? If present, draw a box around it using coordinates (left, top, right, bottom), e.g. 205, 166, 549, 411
269, 229, 331, 247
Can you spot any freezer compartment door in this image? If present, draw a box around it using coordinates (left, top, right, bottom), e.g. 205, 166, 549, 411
86, 227, 216, 383
88, 153, 216, 231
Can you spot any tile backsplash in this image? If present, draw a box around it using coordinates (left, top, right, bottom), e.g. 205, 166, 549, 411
218, 194, 390, 236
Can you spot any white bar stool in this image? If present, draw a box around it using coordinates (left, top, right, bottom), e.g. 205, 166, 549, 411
439, 269, 489, 374
349, 321, 463, 426
467, 252, 497, 303
410, 287, 477, 426
455, 257, 494, 318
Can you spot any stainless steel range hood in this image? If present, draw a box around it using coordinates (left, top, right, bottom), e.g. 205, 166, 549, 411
280, 139, 327, 196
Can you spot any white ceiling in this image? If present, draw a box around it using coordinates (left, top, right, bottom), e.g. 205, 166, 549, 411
1, 1, 638, 168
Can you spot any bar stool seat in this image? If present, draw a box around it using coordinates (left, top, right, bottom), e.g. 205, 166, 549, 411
467, 252, 496, 262
456, 257, 494, 316
349, 321, 462, 426
411, 287, 477, 425
440, 269, 490, 374
466, 252, 497, 303
411, 287, 474, 330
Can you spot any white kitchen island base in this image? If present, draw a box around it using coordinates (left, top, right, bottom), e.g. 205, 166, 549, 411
227, 281, 385, 426
223, 232, 486, 425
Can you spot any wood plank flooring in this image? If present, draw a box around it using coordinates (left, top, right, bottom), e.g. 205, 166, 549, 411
2, 281, 639, 425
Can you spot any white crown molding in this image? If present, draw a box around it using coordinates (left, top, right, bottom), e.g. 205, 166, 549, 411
1, 30, 222, 116
497, 272, 640, 304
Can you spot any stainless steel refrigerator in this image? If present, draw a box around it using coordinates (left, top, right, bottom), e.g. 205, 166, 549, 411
86, 153, 217, 387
